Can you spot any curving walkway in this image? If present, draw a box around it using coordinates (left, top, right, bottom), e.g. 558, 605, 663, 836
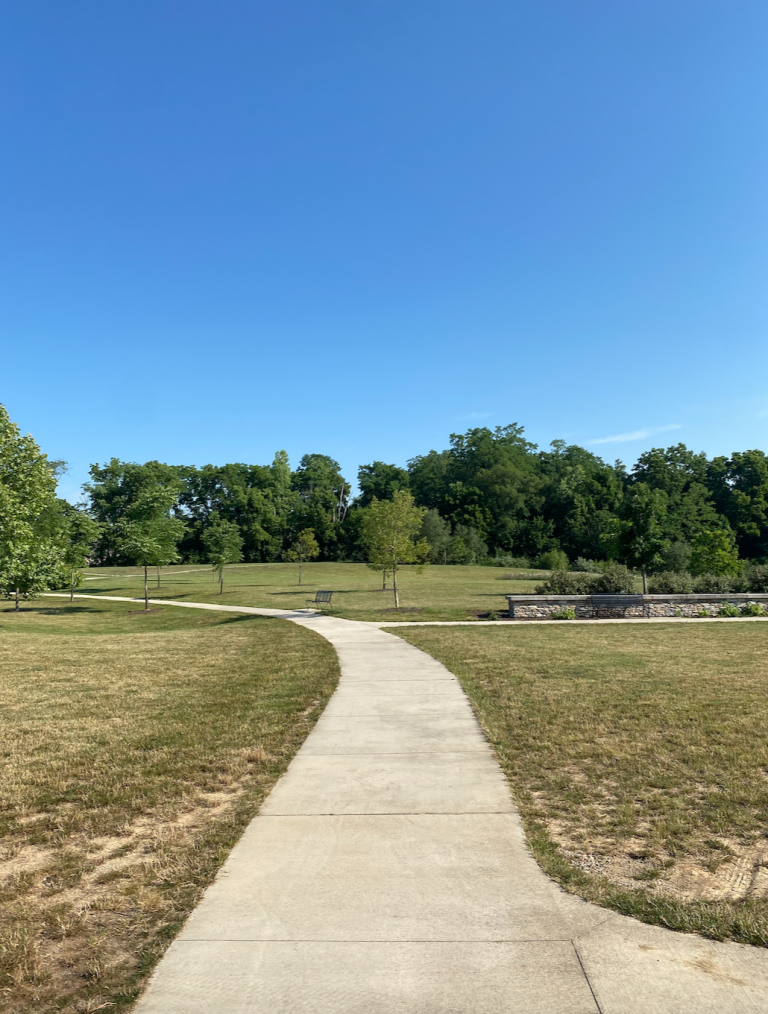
47, 595, 768, 1011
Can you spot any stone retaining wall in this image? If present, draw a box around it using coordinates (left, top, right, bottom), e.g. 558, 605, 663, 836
505, 594, 768, 620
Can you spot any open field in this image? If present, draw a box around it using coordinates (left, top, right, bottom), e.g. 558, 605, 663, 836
394, 622, 768, 947
76, 561, 545, 621
0, 598, 339, 1014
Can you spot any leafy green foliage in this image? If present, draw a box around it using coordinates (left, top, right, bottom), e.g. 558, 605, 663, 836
718, 602, 740, 617
591, 562, 637, 593
418, 509, 452, 564
647, 570, 694, 594
690, 528, 740, 577
448, 524, 488, 565
357, 461, 409, 507
615, 484, 669, 590
741, 602, 766, 616
202, 514, 244, 593
692, 573, 736, 593
114, 487, 186, 608
536, 571, 595, 594
535, 549, 568, 571
360, 491, 429, 608
0, 404, 60, 608
286, 528, 320, 585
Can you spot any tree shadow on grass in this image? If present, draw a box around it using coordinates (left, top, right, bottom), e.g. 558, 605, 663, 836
2, 605, 103, 616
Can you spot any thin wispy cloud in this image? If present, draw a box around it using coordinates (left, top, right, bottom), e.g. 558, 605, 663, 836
589, 424, 681, 446
457, 411, 493, 421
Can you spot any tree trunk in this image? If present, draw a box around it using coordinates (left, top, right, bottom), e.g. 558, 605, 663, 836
382, 569, 386, 591
157, 566, 161, 588
144, 564, 149, 611
220, 568, 224, 595
642, 570, 647, 594
15, 588, 19, 612
298, 559, 302, 585
70, 569, 75, 603
392, 563, 399, 609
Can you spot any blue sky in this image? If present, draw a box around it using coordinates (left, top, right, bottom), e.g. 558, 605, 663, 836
2, 0, 766, 502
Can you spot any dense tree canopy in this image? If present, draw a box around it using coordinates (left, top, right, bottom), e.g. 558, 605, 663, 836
1, 404, 762, 578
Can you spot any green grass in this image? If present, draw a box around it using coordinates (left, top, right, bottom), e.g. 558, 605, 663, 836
71, 561, 544, 621
393, 622, 768, 947
0, 598, 339, 1014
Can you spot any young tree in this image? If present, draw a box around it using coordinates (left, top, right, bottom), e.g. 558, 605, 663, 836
202, 515, 244, 594
617, 484, 669, 593
60, 505, 102, 601
360, 491, 429, 608
689, 528, 740, 577
287, 529, 319, 585
115, 489, 185, 610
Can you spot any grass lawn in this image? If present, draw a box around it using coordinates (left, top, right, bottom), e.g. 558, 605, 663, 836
0, 598, 339, 1014
74, 561, 545, 622
394, 623, 768, 947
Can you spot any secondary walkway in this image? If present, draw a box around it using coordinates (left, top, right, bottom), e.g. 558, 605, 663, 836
47, 595, 768, 1011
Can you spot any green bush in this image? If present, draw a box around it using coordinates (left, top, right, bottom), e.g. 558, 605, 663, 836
551, 606, 576, 620
741, 601, 766, 617
490, 554, 530, 568
535, 549, 569, 571
693, 573, 735, 594
718, 603, 740, 617
535, 571, 595, 594
592, 563, 637, 594
742, 563, 768, 593
647, 570, 694, 594
572, 557, 600, 572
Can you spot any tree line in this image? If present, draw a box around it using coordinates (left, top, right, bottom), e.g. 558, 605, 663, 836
2, 404, 768, 608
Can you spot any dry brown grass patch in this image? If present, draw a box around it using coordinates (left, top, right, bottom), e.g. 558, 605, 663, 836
0, 601, 338, 1013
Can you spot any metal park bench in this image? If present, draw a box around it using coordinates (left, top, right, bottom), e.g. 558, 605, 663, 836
306, 590, 334, 609
591, 594, 644, 616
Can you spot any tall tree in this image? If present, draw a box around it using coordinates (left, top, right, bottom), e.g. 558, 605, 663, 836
202, 515, 244, 594
115, 489, 185, 610
617, 484, 669, 593
357, 462, 410, 507
360, 491, 429, 608
0, 404, 60, 610
84, 458, 187, 564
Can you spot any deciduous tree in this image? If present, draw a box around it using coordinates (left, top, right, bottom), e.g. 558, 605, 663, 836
287, 529, 319, 585
360, 491, 429, 608
202, 515, 244, 594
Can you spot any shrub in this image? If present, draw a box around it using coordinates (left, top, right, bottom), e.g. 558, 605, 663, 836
552, 606, 576, 619
718, 603, 740, 617
535, 570, 594, 594
741, 601, 766, 617
572, 557, 600, 572
647, 571, 694, 594
490, 554, 530, 568
693, 573, 735, 594
742, 563, 768, 593
592, 563, 637, 594
535, 549, 569, 571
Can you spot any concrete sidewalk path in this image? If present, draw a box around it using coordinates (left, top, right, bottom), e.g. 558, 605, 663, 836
45, 596, 768, 1011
